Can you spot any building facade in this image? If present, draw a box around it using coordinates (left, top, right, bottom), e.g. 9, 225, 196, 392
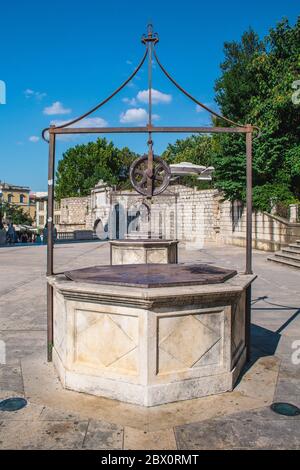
34, 192, 61, 229
0, 181, 36, 221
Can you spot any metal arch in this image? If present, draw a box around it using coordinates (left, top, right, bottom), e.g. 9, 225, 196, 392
153, 48, 244, 129
152, 47, 261, 138
42, 48, 148, 142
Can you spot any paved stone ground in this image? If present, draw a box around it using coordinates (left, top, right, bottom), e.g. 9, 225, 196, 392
0, 241, 299, 449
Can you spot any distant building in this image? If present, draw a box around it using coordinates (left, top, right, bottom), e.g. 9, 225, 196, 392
0, 181, 36, 221
0, 183, 61, 228
33, 192, 61, 229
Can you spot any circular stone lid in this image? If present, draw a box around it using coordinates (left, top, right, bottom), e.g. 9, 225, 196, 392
64, 263, 237, 288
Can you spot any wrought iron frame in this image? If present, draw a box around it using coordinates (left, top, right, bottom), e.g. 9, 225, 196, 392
43, 24, 258, 362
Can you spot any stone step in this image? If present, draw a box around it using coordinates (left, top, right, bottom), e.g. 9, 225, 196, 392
282, 248, 300, 259
268, 255, 300, 269
286, 243, 300, 252
274, 252, 300, 264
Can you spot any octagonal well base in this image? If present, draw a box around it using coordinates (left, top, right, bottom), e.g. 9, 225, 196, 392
49, 267, 255, 406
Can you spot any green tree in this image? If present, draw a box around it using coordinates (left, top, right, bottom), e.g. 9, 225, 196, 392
215, 28, 265, 121
213, 17, 300, 211
2, 203, 33, 225
55, 138, 137, 200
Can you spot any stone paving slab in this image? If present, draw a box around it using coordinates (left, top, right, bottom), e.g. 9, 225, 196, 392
274, 378, 300, 407
0, 401, 44, 421
175, 408, 300, 450
234, 356, 279, 403
82, 419, 123, 450
0, 331, 46, 365
123, 427, 177, 450
0, 364, 24, 395
0, 419, 89, 450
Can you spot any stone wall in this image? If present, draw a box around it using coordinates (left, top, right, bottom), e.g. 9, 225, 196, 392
220, 200, 300, 251
58, 196, 90, 232
109, 186, 220, 244
57, 184, 300, 251
171, 186, 220, 244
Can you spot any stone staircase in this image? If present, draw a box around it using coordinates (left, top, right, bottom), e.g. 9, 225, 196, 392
268, 240, 300, 269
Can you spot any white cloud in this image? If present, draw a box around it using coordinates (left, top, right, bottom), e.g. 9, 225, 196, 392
24, 89, 46, 100
51, 117, 108, 128
120, 108, 148, 123
74, 117, 107, 128
122, 97, 137, 106
24, 89, 34, 97
137, 88, 172, 104
120, 108, 159, 124
43, 101, 71, 115
29, 136, 39, 143
48, 117, 108, 141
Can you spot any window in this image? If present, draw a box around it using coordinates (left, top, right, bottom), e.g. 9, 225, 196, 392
37, 200, 45, 212
54, 215, 60, 225
39, 216, 44, 226
8, 194, 13, 203
20, 194, 25, 204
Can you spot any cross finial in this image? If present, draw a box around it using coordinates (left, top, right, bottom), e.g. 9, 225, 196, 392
147, 22, 153, 38
141, 23, 159, 44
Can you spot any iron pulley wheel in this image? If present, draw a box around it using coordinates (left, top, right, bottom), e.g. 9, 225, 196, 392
130, 155, 171, 196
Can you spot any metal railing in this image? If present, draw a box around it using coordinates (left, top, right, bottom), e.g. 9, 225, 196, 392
57, 231, 74, 241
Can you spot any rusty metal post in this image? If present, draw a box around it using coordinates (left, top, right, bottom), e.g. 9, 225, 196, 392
245, 285, 252, 362
147, 24, 154, 198
47, 127, 56, 361
246, 128, 253, 275
245, 127, 253, 362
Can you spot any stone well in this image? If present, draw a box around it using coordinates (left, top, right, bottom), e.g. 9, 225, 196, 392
110, 239, 178, 265
48, 264, 255, 407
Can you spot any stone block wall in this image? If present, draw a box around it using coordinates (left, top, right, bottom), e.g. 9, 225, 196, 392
58, 197, 90, 232
57, 184, 300, 251
219, 200, 300, 251
171, 186, 220, 243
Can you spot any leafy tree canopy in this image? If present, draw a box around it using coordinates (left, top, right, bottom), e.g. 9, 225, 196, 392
213, 17, 300, 211
55, 138, 137, 200
1, 203, 33, 225
162, 17, 300, 211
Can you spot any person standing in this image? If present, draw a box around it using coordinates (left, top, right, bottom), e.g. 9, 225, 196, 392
7, 223, 16, 245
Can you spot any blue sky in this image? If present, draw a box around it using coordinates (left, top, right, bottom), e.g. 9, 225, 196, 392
0, 0, 298, 191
